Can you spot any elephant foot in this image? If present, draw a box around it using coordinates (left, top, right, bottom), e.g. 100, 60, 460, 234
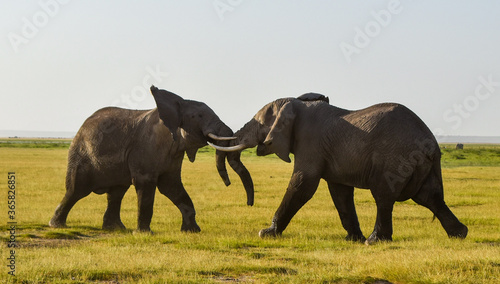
258, 227, 280, 238
181, 223, 201, 233
102, 220, 127, 231
49, 218, 67, 228
345, 233, 366, 243
447, 224, 468, 239
365, 232, 392, 245
133, 228, 154, 235
135, 226, 153, 233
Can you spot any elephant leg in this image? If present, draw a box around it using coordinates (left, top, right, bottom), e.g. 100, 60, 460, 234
412, 179, 468, 239
157, 173, 201, 233
366, 195, 395, 245
102, 185, 129, 231
49, 187, 92, 228
135, 181, 157, 232
327, 183, 365, 242
259, 170, 320, 238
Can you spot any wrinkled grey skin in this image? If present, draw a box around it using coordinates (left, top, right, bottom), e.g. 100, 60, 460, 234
49, 86, 253, 232
214, 94, 467, 244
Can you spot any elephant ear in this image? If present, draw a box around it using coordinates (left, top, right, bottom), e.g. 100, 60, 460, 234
185, 148, 198, 163
150, 85, 184, 141
263, 101, 296, 163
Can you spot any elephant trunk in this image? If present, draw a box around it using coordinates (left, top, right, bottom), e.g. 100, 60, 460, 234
215, 149, 231, 186
211, 123, 254, 206
227, 151, 254, 206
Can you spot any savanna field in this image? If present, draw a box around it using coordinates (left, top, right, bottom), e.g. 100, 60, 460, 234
1, 139, 499, 283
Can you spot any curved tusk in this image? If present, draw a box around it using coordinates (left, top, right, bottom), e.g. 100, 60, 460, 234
207, 141, 247, 152
208, 133, 238, 141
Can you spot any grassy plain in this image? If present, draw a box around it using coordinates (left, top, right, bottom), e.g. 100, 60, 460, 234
0, 140, 499, 283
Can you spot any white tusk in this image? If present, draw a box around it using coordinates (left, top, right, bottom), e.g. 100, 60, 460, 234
208, 133, 238, 141
207, 141, 247, 152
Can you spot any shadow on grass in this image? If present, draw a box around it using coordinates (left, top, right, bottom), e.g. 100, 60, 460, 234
42, 269, 153, 283
0, 224, 137, 248
321, 276, 394, 283
197, 265, 298, 281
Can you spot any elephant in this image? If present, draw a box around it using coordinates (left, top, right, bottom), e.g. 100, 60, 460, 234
49, 86, 254, 232
210, 94, 468, 244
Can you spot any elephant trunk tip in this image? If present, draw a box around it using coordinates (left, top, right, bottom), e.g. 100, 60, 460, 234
246, 195, 254, 206
217, 170, 231, 187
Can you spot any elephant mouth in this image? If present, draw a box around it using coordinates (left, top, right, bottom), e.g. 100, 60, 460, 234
256, 143, 272, 156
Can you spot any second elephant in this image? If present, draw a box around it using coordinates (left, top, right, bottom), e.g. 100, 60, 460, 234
211, 94, 468, 244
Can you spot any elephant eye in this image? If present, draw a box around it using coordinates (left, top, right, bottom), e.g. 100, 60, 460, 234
190, 114, 203, 120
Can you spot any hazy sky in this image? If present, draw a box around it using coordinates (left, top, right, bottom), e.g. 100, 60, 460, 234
2, 1, 500, 137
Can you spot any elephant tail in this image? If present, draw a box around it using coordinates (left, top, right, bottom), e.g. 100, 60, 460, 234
65, 151, 80, 192
433, 153, 445, 197
432, 156, 444, 223
65, 143, 88, 192
419, 150, 445, 224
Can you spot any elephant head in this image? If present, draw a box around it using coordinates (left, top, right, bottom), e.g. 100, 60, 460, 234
151, 86, 254, 206
208, 93, 328, 163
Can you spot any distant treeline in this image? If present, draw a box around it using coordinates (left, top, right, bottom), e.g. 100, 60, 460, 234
0, 139, 72, 149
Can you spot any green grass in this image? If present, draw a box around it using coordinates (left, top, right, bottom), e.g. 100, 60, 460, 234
440, 144, 500, 167
0, 138, 72, 149
1, 143, 499, 283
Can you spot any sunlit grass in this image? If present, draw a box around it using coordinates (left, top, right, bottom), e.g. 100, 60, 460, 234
1, 145, 499, 283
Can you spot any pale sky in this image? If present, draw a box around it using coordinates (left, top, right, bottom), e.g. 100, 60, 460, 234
2, 1, 500, 137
